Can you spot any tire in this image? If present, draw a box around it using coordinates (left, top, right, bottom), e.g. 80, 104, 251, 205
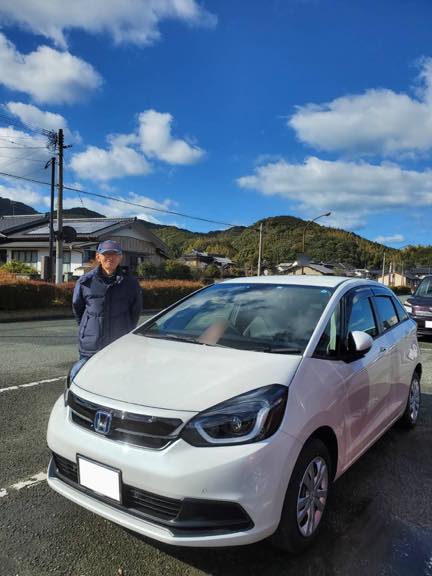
399, 371, 421, 429
271, 438, 331, 554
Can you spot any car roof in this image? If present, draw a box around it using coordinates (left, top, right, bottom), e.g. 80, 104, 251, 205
222, 275, 356, 289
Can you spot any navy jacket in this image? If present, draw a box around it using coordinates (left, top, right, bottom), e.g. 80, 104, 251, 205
72, 266, 142, 357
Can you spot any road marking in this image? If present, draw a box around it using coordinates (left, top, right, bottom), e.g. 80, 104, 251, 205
10, 472, 47, 491
0, 376, 64, 394
0, 472, 47, 499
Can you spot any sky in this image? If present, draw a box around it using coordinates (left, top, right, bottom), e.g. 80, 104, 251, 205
0, 0, 432, 247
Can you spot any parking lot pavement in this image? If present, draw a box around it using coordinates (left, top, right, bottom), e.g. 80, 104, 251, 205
0, 321, 431, 576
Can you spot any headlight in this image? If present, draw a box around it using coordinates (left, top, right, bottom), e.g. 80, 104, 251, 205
404, 303, 412, 313
64, 358, 88, 405
181, 384, 288, 447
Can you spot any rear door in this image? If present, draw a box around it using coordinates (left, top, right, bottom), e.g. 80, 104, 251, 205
371, 288, 418, 420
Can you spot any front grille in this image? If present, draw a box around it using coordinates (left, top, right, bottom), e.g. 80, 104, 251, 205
53, 453, 78, 483
67, 391, 182, 449
413, 307, 432, 317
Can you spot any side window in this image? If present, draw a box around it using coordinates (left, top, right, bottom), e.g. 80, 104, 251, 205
347, 296, 377, 337
374, 296, 399, 331
315, 303, 341, 358
392, 296, 409, 322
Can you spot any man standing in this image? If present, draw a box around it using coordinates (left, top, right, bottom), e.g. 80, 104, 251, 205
72, 240, 142, 359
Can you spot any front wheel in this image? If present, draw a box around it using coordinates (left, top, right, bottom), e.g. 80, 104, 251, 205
271, 438, 331, 554
399, 371, 421, 428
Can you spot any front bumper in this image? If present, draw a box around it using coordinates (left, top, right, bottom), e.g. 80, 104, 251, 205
411, 315, 432, 335
47, 396, 302, 547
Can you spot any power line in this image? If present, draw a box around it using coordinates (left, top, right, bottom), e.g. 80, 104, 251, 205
0, 169, 240, 228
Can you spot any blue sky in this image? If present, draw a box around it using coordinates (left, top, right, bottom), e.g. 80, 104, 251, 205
0, 0, 432, 247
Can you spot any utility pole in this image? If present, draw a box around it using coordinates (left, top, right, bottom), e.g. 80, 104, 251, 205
381, 252, 386, 285
257, 222, 263, 276
55, 129, 64, 283
45, 156, 56, 282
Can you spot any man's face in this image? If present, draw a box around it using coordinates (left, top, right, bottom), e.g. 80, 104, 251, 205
96, 251, 123, 275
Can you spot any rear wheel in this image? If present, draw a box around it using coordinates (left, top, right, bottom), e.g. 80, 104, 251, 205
271, 438, 331, 554
399, 371, 421, 428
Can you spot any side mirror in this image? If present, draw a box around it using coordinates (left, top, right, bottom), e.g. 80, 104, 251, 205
348, 331, 373, 356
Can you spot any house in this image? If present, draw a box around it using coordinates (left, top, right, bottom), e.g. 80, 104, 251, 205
285, 263, 336, 276
377, 270, 418, 289
179, 249, 235, 272
0, 215, 170, 279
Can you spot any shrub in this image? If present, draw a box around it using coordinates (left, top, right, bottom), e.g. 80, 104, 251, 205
161, 261, 192, 280
0, 260, 36, 274
0, 280, 57, 310
391, 286, 412, 295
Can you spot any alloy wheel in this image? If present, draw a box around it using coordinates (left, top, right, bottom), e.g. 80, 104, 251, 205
409, 376, 420, 423
296, 456, 328, 537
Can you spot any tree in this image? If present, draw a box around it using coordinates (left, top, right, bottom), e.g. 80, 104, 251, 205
0, 260, 36, 274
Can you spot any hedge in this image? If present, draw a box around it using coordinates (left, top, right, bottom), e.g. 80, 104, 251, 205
0, 279, 205, 311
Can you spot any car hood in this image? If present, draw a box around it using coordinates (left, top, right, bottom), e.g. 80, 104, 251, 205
407, 296, 432, 308
73, 333, 302, 412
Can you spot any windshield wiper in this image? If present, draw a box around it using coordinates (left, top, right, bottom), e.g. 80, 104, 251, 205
143, 333, 203, 345
255, 345, 302, 354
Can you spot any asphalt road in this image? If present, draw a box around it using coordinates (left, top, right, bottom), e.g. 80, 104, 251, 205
0, 319, 431, 576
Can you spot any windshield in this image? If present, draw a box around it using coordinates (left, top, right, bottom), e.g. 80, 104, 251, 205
136, 283, 333, 354
415, 277, 432, 298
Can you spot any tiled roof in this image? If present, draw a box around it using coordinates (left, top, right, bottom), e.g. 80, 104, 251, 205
0, 214, 47, 233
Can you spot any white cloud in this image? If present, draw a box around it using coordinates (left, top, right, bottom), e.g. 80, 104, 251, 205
70, 140, 151, 182
289, 58, 432, 156
0, 0, 217, 49
63, 191, 175, 224
237, 156, 432, 229
138, 109, 204, 164
0, 126, 51, 179
71, 109, 205, 181
0, 182, 45, 207
373, 234, 405, 244
0, 33, 102, 104
4, 102, 81, 143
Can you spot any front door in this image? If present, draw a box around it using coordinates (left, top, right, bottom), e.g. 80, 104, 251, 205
342, 290, 391, 466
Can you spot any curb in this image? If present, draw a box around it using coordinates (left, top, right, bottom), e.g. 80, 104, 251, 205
0, 308, 162, 323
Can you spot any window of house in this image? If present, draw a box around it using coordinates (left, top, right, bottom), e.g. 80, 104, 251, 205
347, 296, 377, 337
12, 250, 38, 264
83, 249, 96, 263
374, 296, 399, 331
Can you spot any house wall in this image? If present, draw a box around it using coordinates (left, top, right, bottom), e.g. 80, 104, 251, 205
290, 266, 324, 276
377, 273, 415, 287
104, 233, 165, 265
6, 248, 82, 276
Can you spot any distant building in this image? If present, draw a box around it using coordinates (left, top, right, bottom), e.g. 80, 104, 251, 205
377, 271, 418, 289
285, 263, 336, 276
0, 215, 169, 279
179, 249, 235, 272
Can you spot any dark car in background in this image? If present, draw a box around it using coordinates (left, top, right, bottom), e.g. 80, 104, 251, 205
404, 276, 432, 335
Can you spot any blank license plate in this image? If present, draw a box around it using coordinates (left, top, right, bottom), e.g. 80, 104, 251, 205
78, 456, 121, 502
425, 321, 432, 328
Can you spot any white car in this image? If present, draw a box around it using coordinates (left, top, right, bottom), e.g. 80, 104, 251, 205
47, 276, 421, 553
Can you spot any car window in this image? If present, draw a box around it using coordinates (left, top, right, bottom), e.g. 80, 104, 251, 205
392, 296, 409, 322
314, 303, 341, 358
374, 296, 399, 331
416, 277, 432, 297
347, 296, 377, 337
136, 282, 333, 354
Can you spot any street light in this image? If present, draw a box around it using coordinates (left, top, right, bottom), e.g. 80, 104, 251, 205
301, 211, 331, 274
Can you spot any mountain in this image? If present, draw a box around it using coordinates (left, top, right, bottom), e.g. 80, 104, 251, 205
0, 197, 38, 216
3, 198, 432, 269
61, 207, 105, 218
152, 215, 396, 269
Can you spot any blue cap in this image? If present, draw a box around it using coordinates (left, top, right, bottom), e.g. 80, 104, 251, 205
97, 240, 123, 254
